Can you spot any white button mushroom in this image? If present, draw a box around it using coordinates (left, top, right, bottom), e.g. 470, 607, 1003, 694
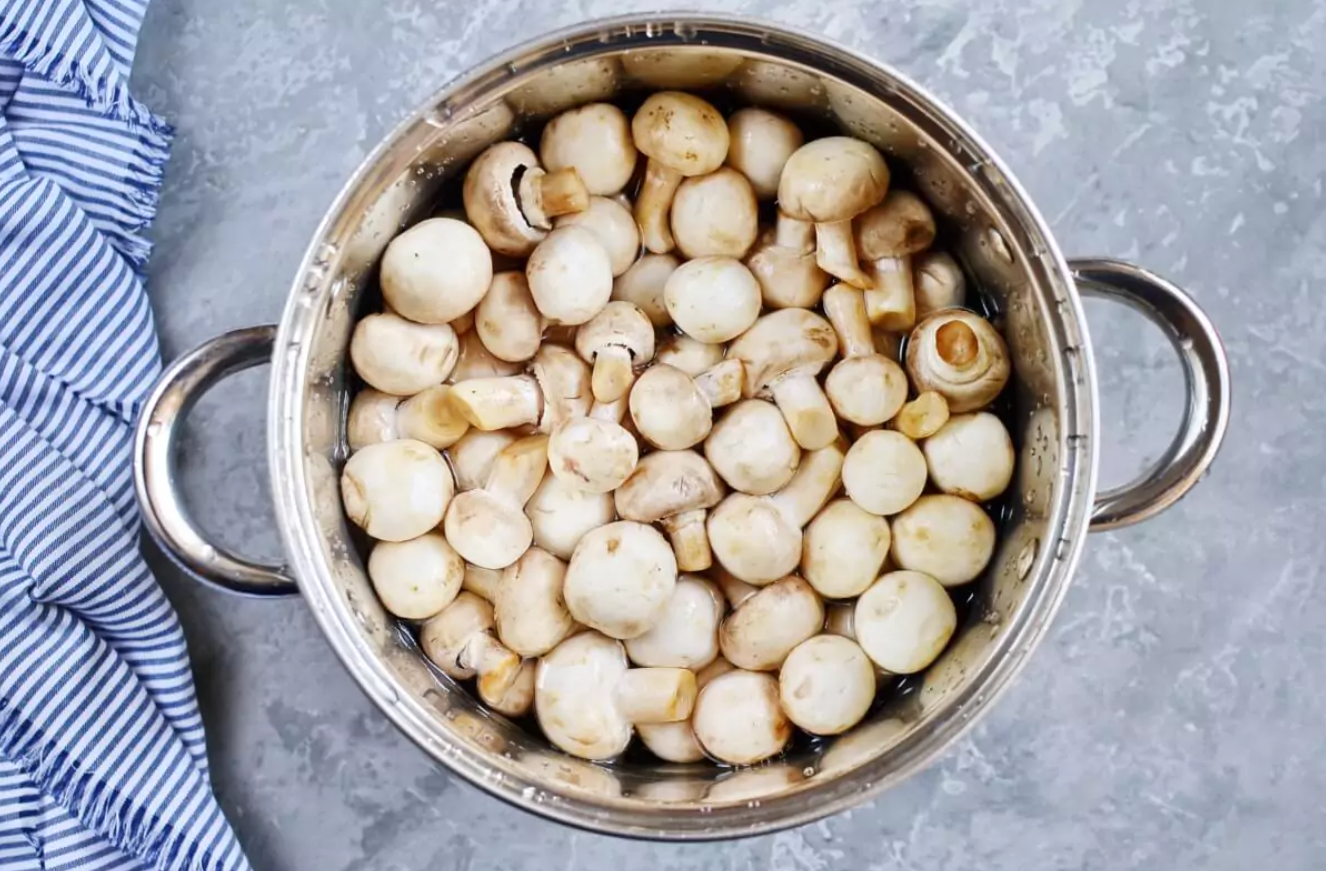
614, 666, 698, 726
778, 136, 890, 288
624, 575, 724, 670
745, 212, 831, 310
463, 142, 589, 257
420, 591, 522, 702
631, 92, 730, 254
367, 531, 464, 620
924, 412, 1015, 502
495, 547, 576, 657
913, 249, 967, 318
524, 471, 615, 560
801, 498, 891, 599
531, 344, 593, 431
779, 635, 876, 735
854, 570, 957, 673
539, 102, 638, 196
842, 430, 928, 517
341, 439, 455, 542
442, 434, 549, 569
891, 494, 996, 586
707, 440, 845, 584
448, 343, 591, 433
563, 521, 678, 639
611, 253, 678, 327
347, 389, 400, 452
663, 256, 762, 345
853, 190, 937, 330
725, 108, 804, 200
447, 330, 523, 383
692, 669, 791, 765
481, 658, 536, 718
635, 645, 732, 764
726, 309, 840, 450
526, 226, 614, 326
476, 271, 543, 364
574, 301, 655, 404
825, 355, 910, 428
556, 195, 642, 277
654, 333, 726, 378
703, 399, 802, 496
396, 384, 470, 449
718, 575, 825, 671
379, 218, 493, 324
891, 390, 951, 440
906, 309, 1011, 413
547, 415, 638, 494
629, 362, 742, 452
447, 428, 517, 492
670, 167, 759, 260
614, 450, 725, 572
350, 313, 458, 396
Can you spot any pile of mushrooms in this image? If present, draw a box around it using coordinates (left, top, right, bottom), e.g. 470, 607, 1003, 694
341, 87, 1017, 769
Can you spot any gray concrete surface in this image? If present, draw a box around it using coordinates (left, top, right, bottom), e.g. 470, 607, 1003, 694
129, 0, 1324, 868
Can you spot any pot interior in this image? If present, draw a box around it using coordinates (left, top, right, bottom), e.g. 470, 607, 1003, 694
272, 16, 1095, 838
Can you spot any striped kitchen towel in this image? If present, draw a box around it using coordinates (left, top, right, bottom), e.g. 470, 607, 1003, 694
0, 1, 250, 869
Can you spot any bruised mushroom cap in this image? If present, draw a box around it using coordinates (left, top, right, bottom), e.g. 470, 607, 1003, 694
801, 498, 891, 599
380, 218, 493, 323
692, 669, 791, 765
347, 389, 400, 452
526, 226, 614, 326
341, 439, 455, 542
631, 91, 730, 177
448, 428, 517, 492
535, 631, 632, 760
913, 249, 967, 317
350, 313, 458, 396
778, 635, 876, 735
725, 108, 804, 200
476, 271, 543, 364
778, 137, 891, 224
539, 102, 638, 196
628, 364, 713, 451
853, 190, 937, 260
825, 354, 910, 427
703, 399, 801, 496
462, 142, 547, 256
575, 301, 655, 403
727, 309, 838, 396
495, 547, 576, 657
654, 334, 725, 378
664, 256, 762, 345
563, 521, 679, 639
556, 196, 642, 277
614, 450, 725, 524
548, 416, 639, 494
367, 531, 463, 620
854, 570, 957, 673
890, 494, 996, 586
612, 253, 678, 327
924, 412, 1015, 502
842, 429, 928, 517
525, 472, 615, 560
442, 434, 548, 569
718, 575, 825, 671
670, 168, 759, 260
906, 309, 1011, 413
624, 574, 724, 669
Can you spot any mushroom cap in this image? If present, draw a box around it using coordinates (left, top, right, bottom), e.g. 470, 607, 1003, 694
778, 635, 876, 735
801, 498, 892, 599
726, 308, 837, 395
615, 450, 725, 524
476, 271, 543, 363
367, 531, 464, 620
347, 389, 400, 452
481, 658, 537, 718
350, 313, 458, 396
419, 591, 496, 678
906, 310, 1011, 413
462, 142, 546, 257
496, 547, 576, 656
703, 399, 801, 495
825, 354, 910, 427
692, 670, 791, 765
341, 439, 455, 542
852, 190, 937, 260
718, 575, 825, 671
664, 256, 762, 345
556, 196, 642, 276
707, 493, 802, 585
777, 137, 890, 224
890, 494, 996, 585
563, 521, 679, 639
531, 344, 592, 431
670, 168, 759, 260
854, 570, 957, 673
448, 330, 523, 383
380, 218, 493, 322
540, 102, 638, 196
574, 300, 655, 364
548, 417, 639, 493
725, 108, 805, 200
535, 631, 632, 760
924, 412, 1015, 502
628, 365, 713, 451
447, 428, 517, 492
525, 472, 615, 560
624, 575, 724, 669
842, 430, 929, 516
443, 488, 534, 569
637, 721, 705, 764
654, 334, 725, 377
612, 253, 678, 326
913, 249, 967, 317
631, 91, 729, 176
526, 226, 614, 326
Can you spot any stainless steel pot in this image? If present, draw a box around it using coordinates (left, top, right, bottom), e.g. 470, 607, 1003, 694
133, 14, 1230, 839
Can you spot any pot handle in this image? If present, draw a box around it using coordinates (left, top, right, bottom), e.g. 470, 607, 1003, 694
1069, 259, 1231, 532
134, 325, 300, 597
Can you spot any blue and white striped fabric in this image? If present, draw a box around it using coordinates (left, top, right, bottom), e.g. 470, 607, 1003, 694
0, 2, 250, 869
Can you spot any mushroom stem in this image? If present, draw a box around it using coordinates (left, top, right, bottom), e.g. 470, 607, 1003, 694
936, 320, 979, 367
660, 509, 712, 572
485, 433, 550, 506
771, 440, 847, 529
892, 391, 950, 439
397, 385, 470, 449
449, 375, 542, 431
815, 220, 872, 288
461, 631, 523, 701
823, 284, 874, 359
636, 159, 683, 254
714, 569, 759, 609
590, 345, 635, 404
774, 212, 816, 252
864, 256, 917, 330
693, 359, 745, 408
462, 564, 504, 602
614, 668, 697, 724
589, 395, 628, 424
769, 375, 839, 450
520, 167, 590, 227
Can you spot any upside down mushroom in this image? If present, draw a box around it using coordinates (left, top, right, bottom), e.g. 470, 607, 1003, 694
463, 142, 589, 257
421, 592, 522, 703
906, 309, 1011, 413
574, 301, 655, 403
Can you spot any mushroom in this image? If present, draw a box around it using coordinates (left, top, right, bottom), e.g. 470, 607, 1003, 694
563, 521, 678, 639
448, 343, 590, 432
725, 108, 804, 200
826, 355, 910, 428
854, 570, 957, 673
535, 631, 696, 760
380, 218, 493, 323
526, 226, 614, 326
853, 190, 937, 329
891, 494, 996, 585
778, 136, 890, 288
663, 256, 762, 345
924, 412, 1015, 502
707, 440, 845, 585
575, 301, 655, 403
906, 310, 1010, 413
891, 390, 950, 440
531, 344, 593, 431
703, 399, 801, 496
629, 361, 743, 451
447, 428, 517, 491
635, 652, 736, 765
842, 430, 928, 517
476, 271, 543, 364
396, 384, 470, 449
447, 330, 523, 383
547, 415, 639, 494
624, 575, 724, 669
495, 547, 576, 656
615, 450, 725, 572
801, 498, 891, 599
462, 562, 504, 603
525, 472, 615, 560
670, 168, 759, 260
612, 253, 678, 327
913, 249, 967, 318
822, 283, 873, 359
631, 92, 730, 254
726, 309, 839, 450
778, 635, 876, 735
654, 333, 725, 377
421, 592, 522, 700
718, 575, 825, 671
692, 669, 791, 765
482, 658, 536, 718
539, 102, 638, 196
745, 212, 831, 309
463, 142, 589, 257
350, 313, 458, 396
341, 439, 454, 542
442, 434, 548, 569
367, 531, 463, 620
347, 389, 400, 451
556, 196, 642, 276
